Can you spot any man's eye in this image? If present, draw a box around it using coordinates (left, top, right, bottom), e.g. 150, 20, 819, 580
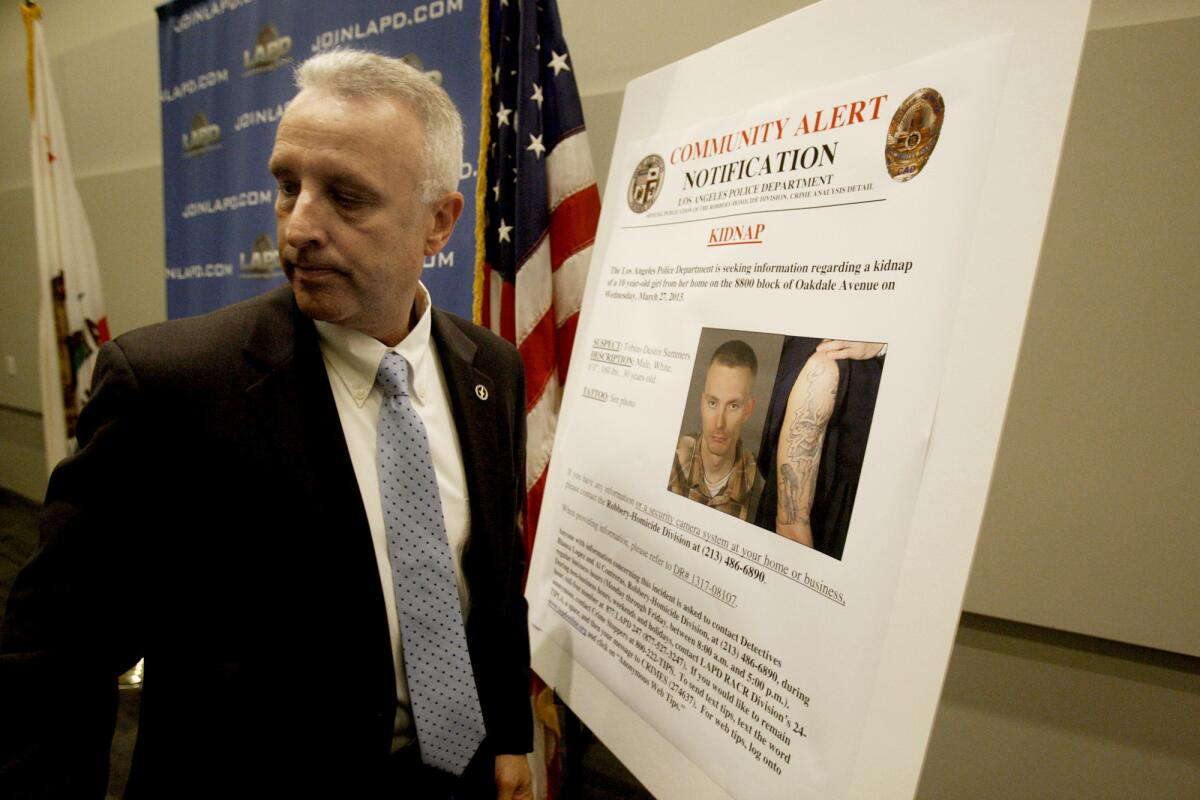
333, 193, 364, 208
277, 181, 298, 197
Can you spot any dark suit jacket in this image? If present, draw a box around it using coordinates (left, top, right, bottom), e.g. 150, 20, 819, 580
0, 286, 532, 798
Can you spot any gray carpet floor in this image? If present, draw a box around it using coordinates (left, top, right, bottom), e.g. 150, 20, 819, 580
0, 488, 652, 799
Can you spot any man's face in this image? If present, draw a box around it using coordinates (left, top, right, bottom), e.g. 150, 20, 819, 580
268, 88, 461, 344
699, 363, 755, 460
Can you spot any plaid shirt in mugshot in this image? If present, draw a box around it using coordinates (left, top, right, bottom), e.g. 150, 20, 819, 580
668, 435, 763, 521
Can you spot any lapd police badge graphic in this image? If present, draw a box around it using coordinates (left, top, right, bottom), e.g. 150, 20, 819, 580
627, 154, 665, 213
243, 24, 293, 75
884, 88, 945, 182
181, 111, 221, 158
240, 233, 282, 278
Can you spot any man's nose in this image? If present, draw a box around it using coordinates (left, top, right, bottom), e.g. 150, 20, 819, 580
284, 190, 326, 250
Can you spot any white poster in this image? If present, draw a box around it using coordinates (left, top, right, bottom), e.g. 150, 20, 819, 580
525, 37, 1011, 799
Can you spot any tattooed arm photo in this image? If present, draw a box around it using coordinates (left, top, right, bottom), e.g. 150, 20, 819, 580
775, 352, 838, 546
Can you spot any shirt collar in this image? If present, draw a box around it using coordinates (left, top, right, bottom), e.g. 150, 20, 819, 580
687, 438, 749, 500
314, 283, 434, 407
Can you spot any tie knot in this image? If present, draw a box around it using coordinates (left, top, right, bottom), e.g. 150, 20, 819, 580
376, 352, 411, 397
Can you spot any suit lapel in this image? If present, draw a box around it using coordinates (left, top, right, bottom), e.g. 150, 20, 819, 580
237, 289, 396, 707
242, 300, 502, 547
240, 289, 384, 609
430, 310, 502, 536
241, 290, 366, 528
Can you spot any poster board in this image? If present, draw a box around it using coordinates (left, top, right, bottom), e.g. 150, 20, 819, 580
524, 1, 1092, 798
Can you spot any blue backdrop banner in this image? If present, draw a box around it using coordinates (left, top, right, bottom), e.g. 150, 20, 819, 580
157, 0, 482, 320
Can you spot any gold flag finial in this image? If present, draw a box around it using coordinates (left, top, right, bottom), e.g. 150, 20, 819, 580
22, 2, 43, 118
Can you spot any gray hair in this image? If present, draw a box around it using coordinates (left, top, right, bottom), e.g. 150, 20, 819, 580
294, 49, 463, 202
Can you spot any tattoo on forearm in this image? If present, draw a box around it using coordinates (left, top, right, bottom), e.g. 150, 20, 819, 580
778, 463, 807, 525
785, 362, 834, 463
777, 360, 835, 527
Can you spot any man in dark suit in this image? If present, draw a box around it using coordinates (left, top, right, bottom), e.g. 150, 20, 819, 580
0, 50, 533, 799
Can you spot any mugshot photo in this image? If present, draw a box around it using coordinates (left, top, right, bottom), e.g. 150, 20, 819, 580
668, 328, 887, 560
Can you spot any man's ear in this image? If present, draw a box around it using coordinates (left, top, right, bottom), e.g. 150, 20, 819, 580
424, 191, 465, 255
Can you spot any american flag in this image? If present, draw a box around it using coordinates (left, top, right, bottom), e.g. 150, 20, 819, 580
480, 0, 599, 553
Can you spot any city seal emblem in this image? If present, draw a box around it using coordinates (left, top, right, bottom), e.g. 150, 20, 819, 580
627, 154, 665, 213
884, 88, 945, 182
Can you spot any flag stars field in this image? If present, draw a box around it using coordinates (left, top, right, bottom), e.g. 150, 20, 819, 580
547, 49, 570, 75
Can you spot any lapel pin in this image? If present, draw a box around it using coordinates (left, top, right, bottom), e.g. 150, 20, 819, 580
475, 384, 489, 401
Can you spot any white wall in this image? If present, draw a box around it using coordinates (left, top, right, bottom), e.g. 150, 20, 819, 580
0, 1, 1196, 796
964, 13, 1200, 658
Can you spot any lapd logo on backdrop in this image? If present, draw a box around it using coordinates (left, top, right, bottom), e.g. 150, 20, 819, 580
243, 24, 293, 75
239, 233, 282, 279
884, 88, 945, 182
400, 53, 442, 86
159, 0, 482, 322
182, 111, 222, 157
627, 154, 665, 213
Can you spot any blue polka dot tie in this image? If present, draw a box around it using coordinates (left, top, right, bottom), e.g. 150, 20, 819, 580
376, 352, 486, 776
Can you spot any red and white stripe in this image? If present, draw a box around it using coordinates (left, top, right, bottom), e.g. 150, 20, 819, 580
482, 129, 600, 543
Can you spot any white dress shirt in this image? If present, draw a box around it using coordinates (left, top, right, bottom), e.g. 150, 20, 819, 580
314, 284, 471, 750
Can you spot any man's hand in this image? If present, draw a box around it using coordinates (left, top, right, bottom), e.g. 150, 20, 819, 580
494, 754, 533, 800
815, 339, 884, 361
